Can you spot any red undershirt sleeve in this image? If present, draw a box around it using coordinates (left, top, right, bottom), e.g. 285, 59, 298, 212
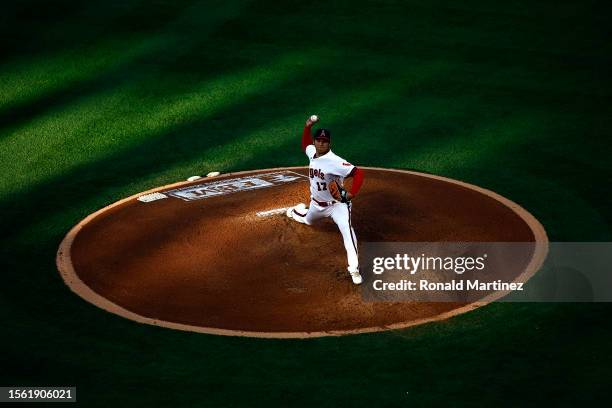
302, 125, 313, 151
349, 167, 364, 195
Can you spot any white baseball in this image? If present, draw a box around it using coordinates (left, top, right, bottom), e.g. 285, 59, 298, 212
310, 115, 319, 122
206, 171, 221, 177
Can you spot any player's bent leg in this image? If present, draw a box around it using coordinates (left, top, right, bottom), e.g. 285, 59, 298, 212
305, 201, 331, 225
289, 202, 328, 225
331, 203, 361, 284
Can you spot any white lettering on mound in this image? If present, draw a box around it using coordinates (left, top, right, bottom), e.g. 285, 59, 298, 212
166, 171, 307, 201
256, 207, 291, 217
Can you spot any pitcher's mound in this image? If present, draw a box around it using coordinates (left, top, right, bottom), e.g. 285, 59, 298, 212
57, 167, 547, 338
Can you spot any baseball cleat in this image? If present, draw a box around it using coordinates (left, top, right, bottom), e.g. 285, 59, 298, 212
286, 203, 306, 219
349, 270, 363, 285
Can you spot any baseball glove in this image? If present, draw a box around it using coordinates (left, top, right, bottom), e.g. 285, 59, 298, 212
329, 180, 350, 203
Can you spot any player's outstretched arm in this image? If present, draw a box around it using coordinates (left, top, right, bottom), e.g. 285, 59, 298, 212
302, 115, 318, 151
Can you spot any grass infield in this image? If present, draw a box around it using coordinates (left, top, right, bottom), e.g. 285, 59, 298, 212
1, 0, 610, 406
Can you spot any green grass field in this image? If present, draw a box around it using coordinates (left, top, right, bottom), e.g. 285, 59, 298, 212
1, 0, 611, 406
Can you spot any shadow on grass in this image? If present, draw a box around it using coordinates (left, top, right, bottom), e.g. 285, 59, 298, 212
0, 36, 175, 135
0, 0, 202, 60
0, 65, 445, 246
0, 0, 253, 137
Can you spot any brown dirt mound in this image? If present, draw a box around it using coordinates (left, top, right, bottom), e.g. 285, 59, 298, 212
57, 167, 547, 338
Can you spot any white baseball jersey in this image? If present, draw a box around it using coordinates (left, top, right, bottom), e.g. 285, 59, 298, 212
305, 145, 355, 202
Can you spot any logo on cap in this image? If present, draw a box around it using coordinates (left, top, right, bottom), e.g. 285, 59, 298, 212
315, 128, 331, 140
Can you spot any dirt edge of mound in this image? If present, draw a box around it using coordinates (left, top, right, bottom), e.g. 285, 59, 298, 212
56, 166, 548, 339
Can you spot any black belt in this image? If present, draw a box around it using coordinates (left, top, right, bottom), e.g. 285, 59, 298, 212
312, 198, 336, 207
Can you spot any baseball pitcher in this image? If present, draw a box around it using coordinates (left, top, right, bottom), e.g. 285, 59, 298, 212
287, 115, 365, 284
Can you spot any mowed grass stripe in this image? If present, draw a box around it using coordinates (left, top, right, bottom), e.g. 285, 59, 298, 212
11, 63, 449, 244
0, 49, 327, 199
0, 35, 174, 111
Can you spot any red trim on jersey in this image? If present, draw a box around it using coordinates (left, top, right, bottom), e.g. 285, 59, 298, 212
349, 167, 364, 196
302, 124, 313, 151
